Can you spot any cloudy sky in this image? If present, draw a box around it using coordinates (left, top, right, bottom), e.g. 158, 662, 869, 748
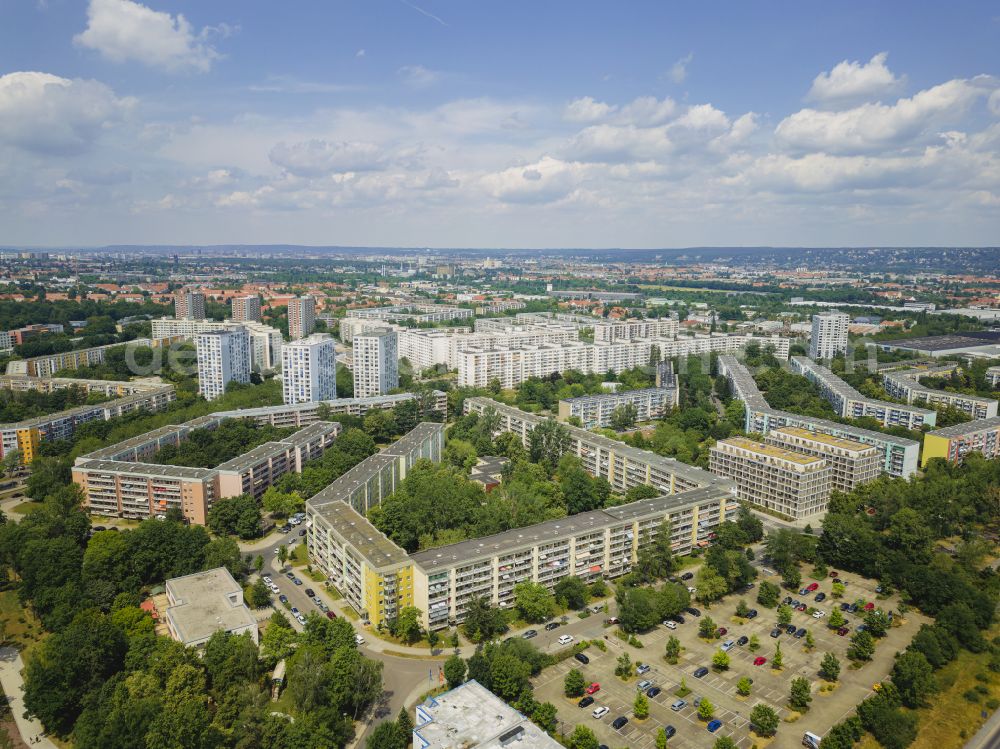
2, 0, 999, 248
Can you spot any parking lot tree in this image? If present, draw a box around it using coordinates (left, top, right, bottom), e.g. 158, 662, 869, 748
695, 565, 730, 603
569, 725, 600, 749
634, 690, 649, 719
831, 582, 846, 598
777, 604, 793, 625
828, 609, 846, 629
736, 676, 752, 696
805, 630, 815, 650
246, 578, 271, 609
616, 586, 662, 632
820, 652, 841, 681
891, 650, 936, 708
713, 737, 736, 749
812, 561, 828, 578
789, 677, 812, 711
657, 582, 691, 620
655, 727, 669, 749
513, 581, 556, 623
697, 697, 714, 721
735, 599, 751, 618
756, 580, 781, 608
748, 634, 760, 652
664, 635, 681, 663
773, 642, 784, 670
749, 704, 779, 737
462, 596, 508, 642
712, 650, 730, 671
864, 609, 891, 638
615, 652, 633, 678
698, 616, 717, 640
444, 654, 466, 689
554, 575, 589, 610
782, 565, 802, 590
848, 630, 876, 662
564, 668, 586, 697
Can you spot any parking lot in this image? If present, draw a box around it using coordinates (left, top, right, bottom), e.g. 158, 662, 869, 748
532, 564, 927, 749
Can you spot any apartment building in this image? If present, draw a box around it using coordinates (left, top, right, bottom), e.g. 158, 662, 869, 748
346, 304, 473, 324
882, 366, 998, 420
593, 318, 679, 343
73, 419, 340, 523
764, 426, 880, 493
717, 354, 920, 478
922, 416, 1000, 466
282, 333, 337, 404
791, 356, 936, 430
474, 300, 527, 315
710, 437, 832, 519
987, 366, 1000, 388
339, 317, 402, 345
231, 295, 262, 323
354, 329, 398, 397
396, 328, 470, 371
196, 328, 251, 401
174, 291, 206, 320
288, 296, 316, 340
4, 337, 175, 378
558, 386, 679, 428
218, 391, 447, 427
150, 318, 282, 372
0, 381, 176, 464
809, 311, 849, 360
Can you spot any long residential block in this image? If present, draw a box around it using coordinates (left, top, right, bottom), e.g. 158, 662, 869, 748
764, 426, 881, 493
346, 304, 473, 323
557, 387, 679, 428
710, 437, 832, 519
4, 337, 180, 378
791, 356, 936, 430
717, 354, 920, 478
882, 366, 998, 420
922, 416, 1000, 466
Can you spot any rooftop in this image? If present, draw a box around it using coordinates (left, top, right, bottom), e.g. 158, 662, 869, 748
879, 334, 1000, 352
927, 416, 1000, 438
771, 426, 875, 452
165, 567, 257, 646
313, 500, 411, 568
715, 437, 827, 467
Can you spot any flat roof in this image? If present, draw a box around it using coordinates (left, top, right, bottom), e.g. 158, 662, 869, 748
771, 426, 873, 452
314, 500, 411, 568
560, 387, 674, 405
927, 416, 1000, 438
716, 437, 827, 466
754, 406, 920, 448
879, 335, 1000, 352
76, 459, 214, 481
165, 567, 256, 645
793, 357, 935, 416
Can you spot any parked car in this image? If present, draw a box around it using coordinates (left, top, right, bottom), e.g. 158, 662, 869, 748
707, 720, 722, 733
686, 607, 701, 617
681, 572, 694, 580
354, 634, 365, 645
837, 626, 849, 636
674, 615, 686, 625
262, 576, 272, 584
663, 725, 676, 738
636, 664, 651, 675
796, 603, 808, 612
298, 529, 307, 536
646, 686, 661, 698
278, 595, 288, 604
783, 596, 793, 605
612, 717, 629, 730
663, 620, 677, 629
670, 699, 687, 711
693, 667, 709, 678
304, 588, 315, 597
545, 621, 561, 631
785, 624, 797, 634
557, 634, 574, 645
293, 578, 302, 586
575, 652, 590, 665
606, 617, 619, 625
806, 583, 819, 592
716, 627, 728, 637
770, 628, 782, 638
840, 602, 851, 611
721, 640, 735, 652
637, 680, 653, 692
736, 635, 749, 646
812, 610, 826, 619
586, 683, 601, 695
829, 570, 840, 578
325, 611, 337, 620
754, 656, 767, 666
290, 607, 299, 615
864, 602, 875, 611
794, 628, 807, 638
578, 696, 594, 708
592, 706, 609, 719
746, 609, 759, 619
285, 572, 295, 579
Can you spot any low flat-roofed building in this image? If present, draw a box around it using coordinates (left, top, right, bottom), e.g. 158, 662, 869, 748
710, 437, 831, 519
765, 426, 881, 493
164, 567, 258, 649
470, 456, 509, 490
414, 680, 561, 749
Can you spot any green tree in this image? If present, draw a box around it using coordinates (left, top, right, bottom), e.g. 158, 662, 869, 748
748, 634, 760, 652
277, 544, 288, 567
634, 690, 649, 718
569, 725, 600, 749
610, 403, 639, 431
828, 609, 846, 629
489, 653, 531, 702
848, 630, 876, 662
790, 677, 812, 711
714, 738, 737, 749
514, 581, 556, 623
891, 650, 936, 708
443, 655, 466, 689
782, 565, 802, 590
736, 676, 752, 696
615, 652, 633, 679
564, 668, 586, 697
773, 641, 784, 670
864, 610, 891, 638
395, 606, 423, 644
554, 576, 589, 610
664, 635, 681, 664
820, 652, 841, 682
831, 581, 846, 598
655, 727, 669, 749
261, 487, 304, 519
697, 697, 714, 721
756, 580, 780, 608
698, 615, 717, 640
777, 604, 793, 625
694, 566, 728, 603
712, 650, 730, 671
735, 599, 751, 618
749, 704, 779, 736
462, 596, 507, 642
246, 578, 271, 608
206, 494, 261, 539
805, 630, 815, 650
527, 418, 571, 469
367, 720, 405, 749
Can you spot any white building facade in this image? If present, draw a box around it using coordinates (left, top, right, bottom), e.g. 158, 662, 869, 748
354, 329, 399, 397
196, 328, 251, 401
282, 334, 337, 404
809, 311, 849, 360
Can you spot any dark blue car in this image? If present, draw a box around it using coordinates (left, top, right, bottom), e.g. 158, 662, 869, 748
707, 720, 722, 733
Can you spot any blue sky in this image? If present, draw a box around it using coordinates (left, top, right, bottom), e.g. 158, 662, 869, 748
1, 0, 999, 248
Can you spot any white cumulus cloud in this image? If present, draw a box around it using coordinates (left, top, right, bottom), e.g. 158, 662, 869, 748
564, 96, 617, 123
669, 53, 694, 84
269, 140, 385, 177
807, 52, 903, 107
74, 0, 225, 73
0, 71, 132, 155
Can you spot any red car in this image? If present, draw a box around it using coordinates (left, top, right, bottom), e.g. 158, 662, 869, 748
586, 683, 601, 695
806, 583, 819, 592
796, 604, 807, 612
325, 611, 337, 620
829, 571, 840, 578
864, 602, 875, 611
716, 628, 728, 637
753, 657, 767, 666
837, 627, 849, 636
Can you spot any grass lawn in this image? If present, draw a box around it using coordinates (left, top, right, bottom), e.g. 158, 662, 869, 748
290, 543, 309, 567
907, 629, 1000, 749
9, 501, 44, 516
0, 589, 46, 661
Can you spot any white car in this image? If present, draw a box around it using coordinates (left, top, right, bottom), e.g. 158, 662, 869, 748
262, 576, 272, 584
663, 620, 677, 629
687, 586, 697, 594
289, 517, 302, 526
355, 633, 366, 646
812, 610, 826, 619
720, 640, 735, 652
557, 634, 574, 646
592, 706, 609, 719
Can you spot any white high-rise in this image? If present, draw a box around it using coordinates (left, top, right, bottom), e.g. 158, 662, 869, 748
196, 328, 251, 401
353, 329, 398, 397
809, 311, 849, 360
282, 333, 337, 404
288, 296, 316, 340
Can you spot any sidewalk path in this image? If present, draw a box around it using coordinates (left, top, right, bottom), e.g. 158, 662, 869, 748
0, 647, 56, 748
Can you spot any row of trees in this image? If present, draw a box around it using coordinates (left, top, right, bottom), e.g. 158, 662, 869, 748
152, 420, 297, 469
0, 385, 108, 423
